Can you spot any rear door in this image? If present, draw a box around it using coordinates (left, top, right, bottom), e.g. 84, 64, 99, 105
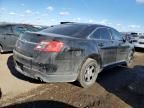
91, 27, 117, 66
110, 28, 130, 62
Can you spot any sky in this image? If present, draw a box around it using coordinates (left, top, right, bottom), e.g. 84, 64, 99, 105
0, 0, 144, 32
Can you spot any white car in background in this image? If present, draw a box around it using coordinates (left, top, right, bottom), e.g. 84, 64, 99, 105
133, 35, 144, 48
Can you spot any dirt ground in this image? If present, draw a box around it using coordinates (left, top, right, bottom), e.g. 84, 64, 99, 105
0, 49, 144, 108
0, 53, 41, 101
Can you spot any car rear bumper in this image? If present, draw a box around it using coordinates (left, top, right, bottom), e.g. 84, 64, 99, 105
15, 65, 77, 82
13, 50, 78, 82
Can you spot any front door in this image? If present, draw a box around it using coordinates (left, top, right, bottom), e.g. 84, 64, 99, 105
110, 28, 130, 62
91, 27, 117, 66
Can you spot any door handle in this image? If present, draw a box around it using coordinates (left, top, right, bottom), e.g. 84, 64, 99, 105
98, 43, 104, 47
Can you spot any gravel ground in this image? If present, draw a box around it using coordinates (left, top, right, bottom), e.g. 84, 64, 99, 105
0, 49, 144, 108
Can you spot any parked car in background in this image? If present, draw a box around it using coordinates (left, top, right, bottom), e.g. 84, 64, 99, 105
127, 32, 144, 48
13, 23, 134, 88
134, 35, 144, 48
130, 32, 139, 43
0, 23, 42, 53
121, 33, 132, 43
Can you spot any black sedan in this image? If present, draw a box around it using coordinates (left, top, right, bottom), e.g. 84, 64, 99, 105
13, 23, 134, 88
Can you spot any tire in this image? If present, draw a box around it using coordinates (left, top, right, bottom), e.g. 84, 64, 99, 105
78, 58, 100, 88
126, 50, 134, 66
0, 45, 3, 53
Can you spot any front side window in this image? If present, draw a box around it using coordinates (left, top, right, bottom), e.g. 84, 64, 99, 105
111, 29, 122, 41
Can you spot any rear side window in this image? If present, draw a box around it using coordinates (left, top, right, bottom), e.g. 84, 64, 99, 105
42, 24, 96, 38
100, 28, 111, 40
0, 26, 12, 34
91, 28, 111, 40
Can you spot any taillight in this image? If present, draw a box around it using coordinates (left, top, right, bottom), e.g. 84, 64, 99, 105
34, 40, 64, 52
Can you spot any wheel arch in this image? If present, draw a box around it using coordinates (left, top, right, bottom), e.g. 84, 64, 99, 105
85, 54, 102, 68
0, 42, 3, 49
77, 53, 102, 76
77, 53, 102, 88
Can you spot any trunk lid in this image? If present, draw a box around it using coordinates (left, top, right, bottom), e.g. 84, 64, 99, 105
16, 32, 52, 58
15, 32, 77, 58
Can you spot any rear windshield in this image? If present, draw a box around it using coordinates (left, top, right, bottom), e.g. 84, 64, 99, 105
20, 33, 47, 43
41, 24, 96, 38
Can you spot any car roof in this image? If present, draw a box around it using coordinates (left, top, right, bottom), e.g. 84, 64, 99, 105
61, 22, 111, 28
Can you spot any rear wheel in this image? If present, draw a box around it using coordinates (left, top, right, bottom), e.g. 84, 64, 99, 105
78, 58, 100, 88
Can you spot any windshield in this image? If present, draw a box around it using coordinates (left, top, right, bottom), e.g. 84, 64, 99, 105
42, 24, 96, 38
140, 36, 144, 39
132, 34, 139, 37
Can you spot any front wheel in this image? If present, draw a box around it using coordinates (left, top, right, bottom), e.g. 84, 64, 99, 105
78, 58, 100, 88
126, 50, 134, 66
0, 45, 3, 53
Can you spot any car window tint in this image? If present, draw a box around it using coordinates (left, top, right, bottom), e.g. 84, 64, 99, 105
13, 26, 27, 35
42, 24, 96, 38
111, 29, 122, 41
91, 29, 101, 39
0, 26, 12, 34
25, 26, 40, 32
100, 28, 111, 40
